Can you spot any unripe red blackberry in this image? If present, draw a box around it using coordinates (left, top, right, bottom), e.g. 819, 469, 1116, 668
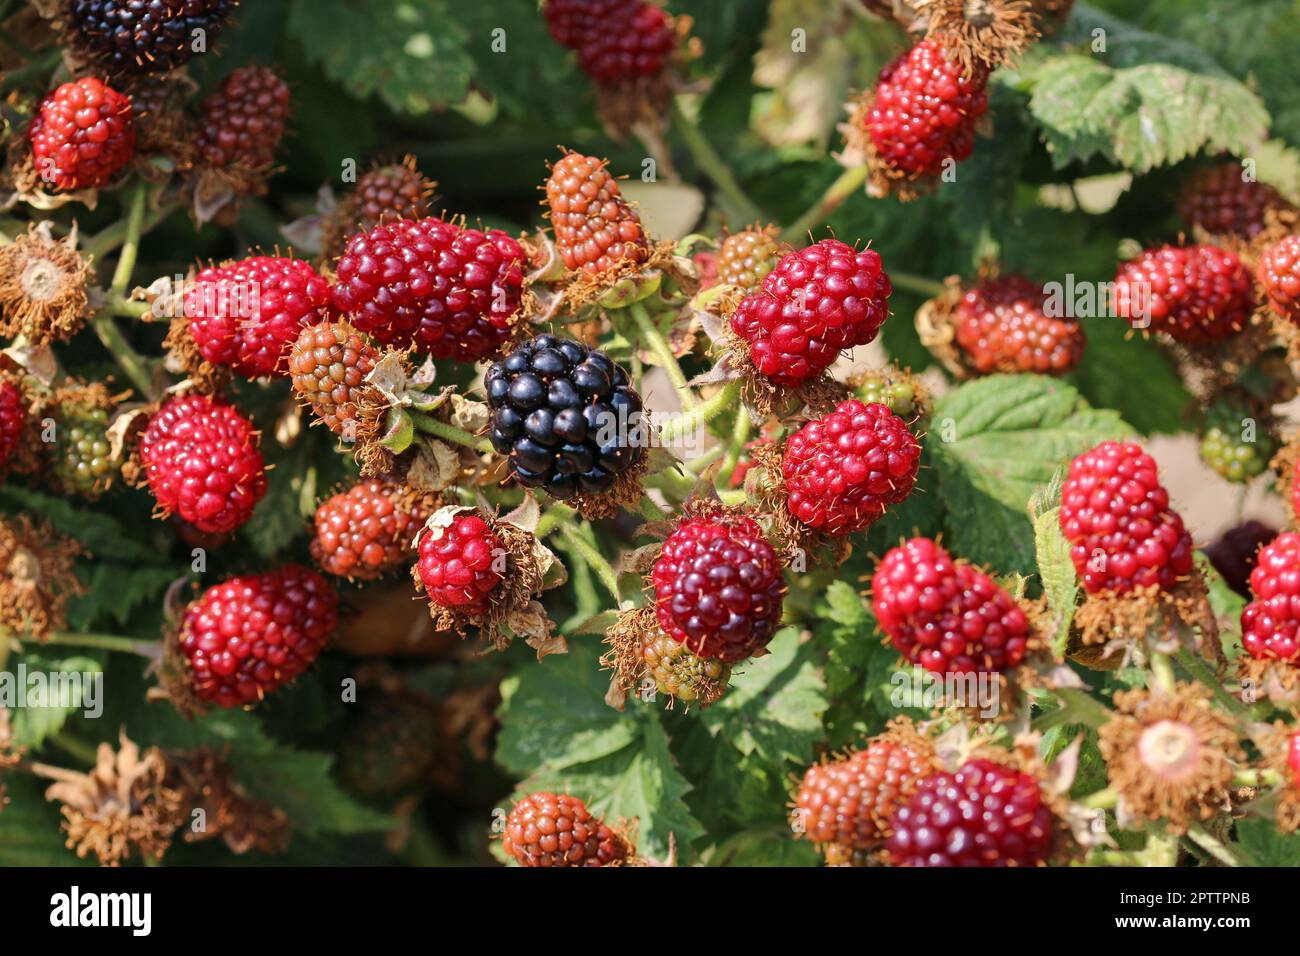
502, 792, 628, 867
865, 39, 989, 179
331, 217, 525, 360
795, 736, 936, 848
1258, 234, 1300, 322
955, 274, 1084, 375
28, 77, 135, 191
545, 152, 650, 275
1113, 244, 1254, 343
1058, 441, 1195, 594
716, 228, 781, 291
1177, 163, 1294, 240
1241, 532, 1300, 663
641, 631, 731, 704
66, 0, 235, 76
885, 759, 1055, 866
288, 322, 380, 436
1289, 730, 1300, 783
0, 381, 25, 473
416, 513, 503, 615
177, 564, 337, 708
871, 537, 1031, 675
196, 65, 289, 169
782, 399, 921, 535
139, 393, 267, 534
485, 334, 645, 500
651, 511, 785, 662
311, 479, 432, 580
352, 161, 432, 225
543, 0, 676, 86
52, 405, 117, 497
730, 239, 892, 387
185, 255, 333, 378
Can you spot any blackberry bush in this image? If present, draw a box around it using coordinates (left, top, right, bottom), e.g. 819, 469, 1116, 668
4, 0, 1300, 879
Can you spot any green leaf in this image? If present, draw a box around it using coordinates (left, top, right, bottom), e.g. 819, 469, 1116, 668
0, 774, 89, 866
0, 487, 156, 561
226, 749, 392, 837
495, 649, 702, 857
1065, 319, 1191, 436
930, 375, 1132, 573
1023, 54, 1269, 173
1236, 817, 1300, 866
67, 564, 176, 631
287, 0, 475, 114
242, 440, 312, 559
1197, 552, 1246, 658
7, 651, 103, 749
1033, 507, 1077, 657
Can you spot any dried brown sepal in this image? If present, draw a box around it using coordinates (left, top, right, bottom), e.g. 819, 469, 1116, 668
918, 0, 1040, 73
189, 161, 277, 227
557, 239, 684, 312
409, 504, 563, 653
1271, 435, 1300, 529
0, 514, 87, 638
601, 605, 658, 709
1098, 683, 1244, 833
914, 274, 975, 376
165, 748, 291, 855
1254, 721, 1300, 833
161, 315, 231, 393
129, 77, 199, 172
0, 222, 92, 344
1073, 576, 1221, 664
32, 731, 187, 867
1237, 655, 1300, 710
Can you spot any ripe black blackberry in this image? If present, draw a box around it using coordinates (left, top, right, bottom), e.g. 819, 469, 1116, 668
66, 0, 235, 76
485, 334, 645, 500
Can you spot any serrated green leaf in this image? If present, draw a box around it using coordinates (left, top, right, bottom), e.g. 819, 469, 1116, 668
226, 749, 392, 837
1033, 507, 1077, 657
287, 0, 475, 114
495, 649, 702, 857
0, 487, 155, 561
67, 564, 176, 631
0, 774, 89, 866
7, 651, 103, 749
931, 375, 1133, 573
1024, 54, 1269, 173
1065, 319, 1191, 436
1236, 817, 1300, 866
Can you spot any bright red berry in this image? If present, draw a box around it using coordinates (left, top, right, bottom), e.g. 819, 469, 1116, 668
196, 65, 289, 169
28, 77, 135, 191
1177, 163, 1294, 240
865, 40, 989, 178
795, 737, 935, 848
311, 479, 432, 580
178, 564, 337, 708
871, 537, 1031, 674
331, 217, 526, 360
782, 399, 920, 535
730, 239, 892, 387
651, 512, 785, 662
1058, 441, 1195, 594
955, 274, 1085, 375
0, 381, 24, 472
885, 759, 1055, 866
543, 0, 676, 85
1241, 532, 1300, 663
1289, 730, 1300, 783
545, 152, 650, 275
502, 792, 628, 867
416, 513, 504, 614
1113, 244, 1254, 343
185, 255, 333, 378
139, 394, 267, 534
1258, 234, 1300, 322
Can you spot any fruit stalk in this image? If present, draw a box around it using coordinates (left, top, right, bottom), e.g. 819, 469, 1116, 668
781, 165, 869, 242
560, 525, 621, 600
658, 380, 741, 445
407, 410, 494, 455
628, 300, 695, 409
670, 98, 764, 223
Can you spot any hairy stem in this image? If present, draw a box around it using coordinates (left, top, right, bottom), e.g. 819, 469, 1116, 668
629, 300, 695, 409
890, 269, 948, 298
27, 630, 160, 657
407, 410, 494, 455
1149, 651, 1176, 693
84, 199, 182, 261
560, 526, 621, 601
658, 380, 741, 446
670, 98, 764, 223
109, 181, 148, 296
91, 312, 156, 399
718, 410, 751, 487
